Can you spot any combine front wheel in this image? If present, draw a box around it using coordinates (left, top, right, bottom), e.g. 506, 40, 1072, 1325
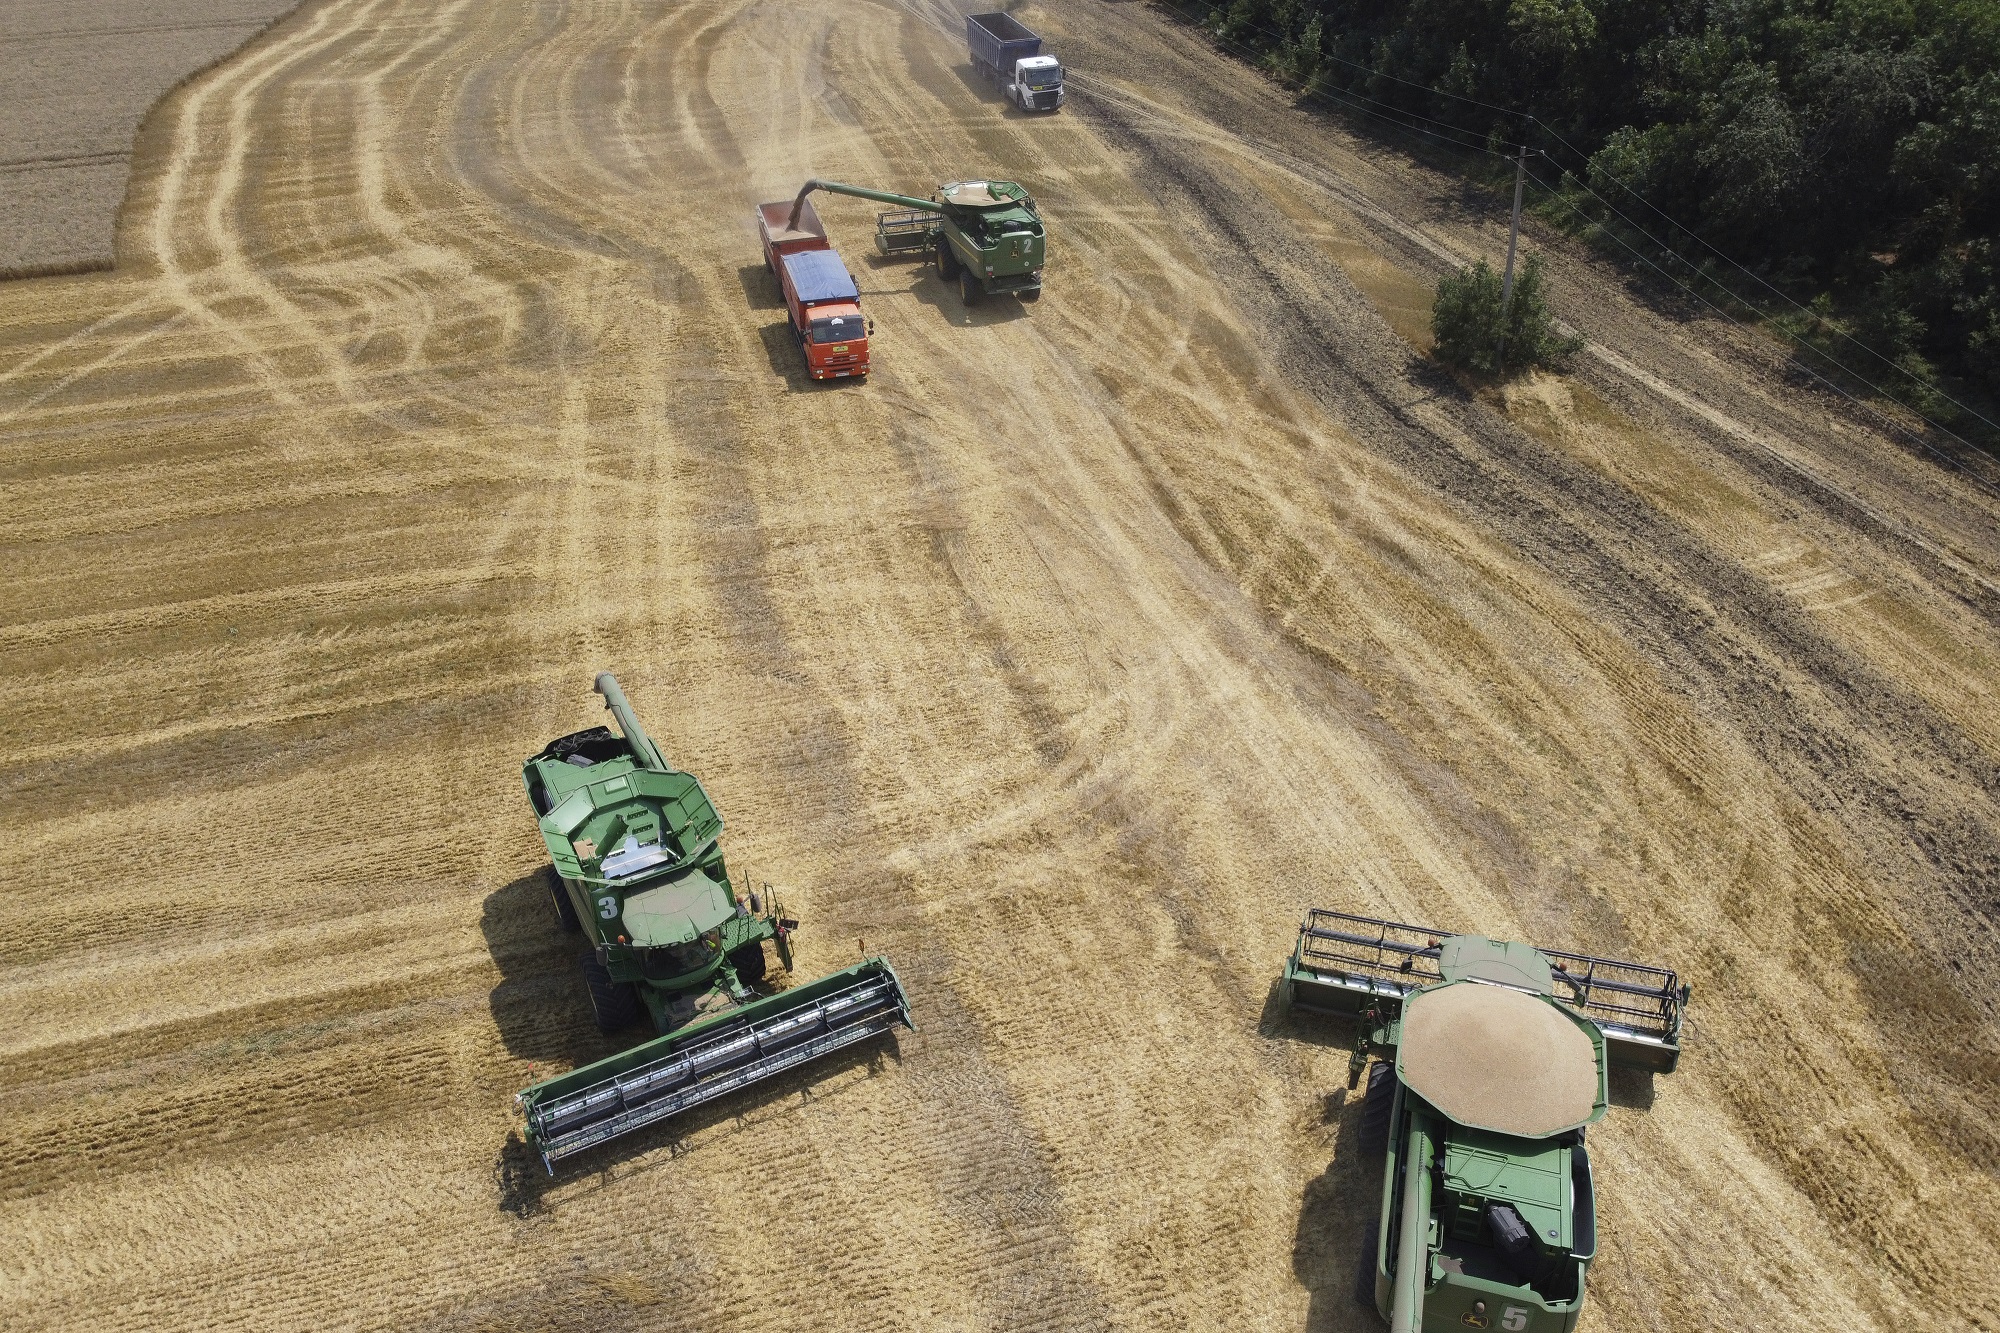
579, 951, 640, 1033
936, 242, 960, 281
1356, 1060, 1394, 1154
728, 942, 769, 984
548, 867, 580, 933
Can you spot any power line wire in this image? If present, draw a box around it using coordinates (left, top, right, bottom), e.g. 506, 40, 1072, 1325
1195, 26, 1516, 154
1182, 5, 2000, 450
1520, 162, 2000, 498
1529, 120, 2000, 435
1189, 6, 1535, 124
1538, 163, 2000, 469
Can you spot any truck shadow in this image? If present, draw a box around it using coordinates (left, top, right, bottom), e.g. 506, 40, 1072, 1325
736, 261, 782, 310
755, 321, 864, 391
946, 61, 1054, 118
949, 62, 1009, 107
481, 870, 634, 1069
493, 1034, 904, 1216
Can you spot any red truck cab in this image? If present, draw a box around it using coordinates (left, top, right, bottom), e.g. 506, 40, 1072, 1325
756, 198, 871, 380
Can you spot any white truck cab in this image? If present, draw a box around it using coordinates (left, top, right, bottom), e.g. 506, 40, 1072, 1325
1009, 55, 1065, 112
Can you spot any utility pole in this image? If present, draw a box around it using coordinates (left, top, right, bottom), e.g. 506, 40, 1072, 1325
1497, 143, 1528, 367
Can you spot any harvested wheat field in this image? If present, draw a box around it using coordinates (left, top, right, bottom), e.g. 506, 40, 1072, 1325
3, 0, 1997, 1328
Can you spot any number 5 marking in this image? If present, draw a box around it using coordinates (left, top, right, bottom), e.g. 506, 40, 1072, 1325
1501, 1308, 1529, 1331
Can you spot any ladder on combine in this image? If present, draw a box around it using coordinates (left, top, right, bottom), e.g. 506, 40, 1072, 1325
1284, 908, 1690, 1071
518, 958, 912, 1171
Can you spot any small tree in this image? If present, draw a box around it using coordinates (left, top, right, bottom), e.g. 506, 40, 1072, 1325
1432, 259, 1508, 376
1431, 252, 1583, 378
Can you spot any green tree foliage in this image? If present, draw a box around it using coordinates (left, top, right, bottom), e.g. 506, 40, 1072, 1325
1432, 253, 1583, 377
1187, 0, 2000, 429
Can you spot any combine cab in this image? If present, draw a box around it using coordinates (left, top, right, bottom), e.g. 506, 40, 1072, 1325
1282, 909, 1688, 1332
513, 674, 912, 1171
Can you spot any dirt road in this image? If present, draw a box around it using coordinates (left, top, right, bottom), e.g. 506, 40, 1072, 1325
2, 1, 1996, 1329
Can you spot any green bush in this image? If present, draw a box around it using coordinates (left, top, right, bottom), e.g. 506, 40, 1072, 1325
1431, 252, 1582, 378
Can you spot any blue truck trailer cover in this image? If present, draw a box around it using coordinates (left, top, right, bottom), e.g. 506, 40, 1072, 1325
781, 249, 859, 305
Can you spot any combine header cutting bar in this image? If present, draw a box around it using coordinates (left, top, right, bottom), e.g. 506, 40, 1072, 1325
518, 958, 912, 1170
1284, 908, 1690, 1071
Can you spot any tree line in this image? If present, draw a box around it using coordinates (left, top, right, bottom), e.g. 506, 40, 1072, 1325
1177, 0, 1999, 436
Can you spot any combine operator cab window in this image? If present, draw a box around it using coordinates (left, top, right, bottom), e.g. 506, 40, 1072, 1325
644, 938, 718, 978
811, 317, 860, 344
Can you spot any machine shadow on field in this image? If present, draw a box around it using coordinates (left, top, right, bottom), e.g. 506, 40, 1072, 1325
493, 1037, 904, 1217
1290, 1067, 1392, 1333
1257, 978, 1355, 1048
1264, 980, 1398, 1331
482, 871, 633, 1070
856, 251, 1033, 330
905, 265, 1033, 329
1609, 1063, 1657, 1110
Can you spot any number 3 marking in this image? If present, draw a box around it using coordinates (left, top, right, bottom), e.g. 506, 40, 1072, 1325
1501, 1309, 1528, 1331
597, 897, 618, 920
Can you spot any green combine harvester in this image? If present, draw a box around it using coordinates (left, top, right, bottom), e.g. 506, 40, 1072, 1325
512, 674, 912, 1172
785, 177, 1045, 304
1282, 909, 1689, 1332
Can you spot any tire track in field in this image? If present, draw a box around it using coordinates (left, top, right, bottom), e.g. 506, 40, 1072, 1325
3, 0, 1998, 1329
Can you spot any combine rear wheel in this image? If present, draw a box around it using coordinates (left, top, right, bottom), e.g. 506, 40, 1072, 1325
1353, 1218, 1380, 1308
1356, 1060, 1394, 1154
548, 867, 580, 933
1020, 287, 1042, 302
959, 271, 984, 305
729, 942, 768, 983
580, 951, 640, 1033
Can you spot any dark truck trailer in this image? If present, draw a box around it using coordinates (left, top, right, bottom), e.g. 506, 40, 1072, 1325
966, 12, 1064, 112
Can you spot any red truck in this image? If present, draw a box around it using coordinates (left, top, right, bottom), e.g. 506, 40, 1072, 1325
756, 197, 871, 380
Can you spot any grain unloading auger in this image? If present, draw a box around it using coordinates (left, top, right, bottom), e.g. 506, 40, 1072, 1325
785, 177, 1046, 303
1282, 909, 1689, 1332
513, 674, 911, 1171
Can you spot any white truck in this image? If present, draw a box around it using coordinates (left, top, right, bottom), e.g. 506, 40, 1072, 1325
966, 12, 1065, 113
